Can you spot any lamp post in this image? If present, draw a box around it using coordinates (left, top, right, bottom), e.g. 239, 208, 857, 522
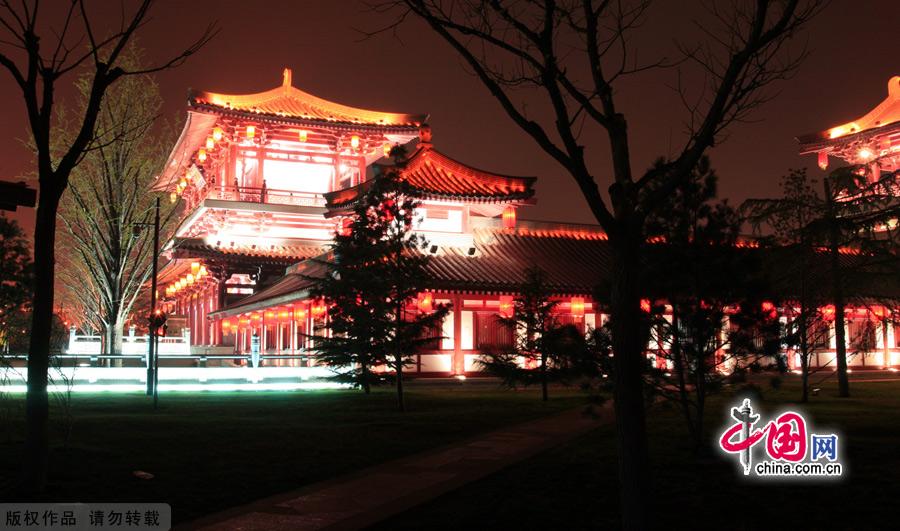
134, 197, 161, 402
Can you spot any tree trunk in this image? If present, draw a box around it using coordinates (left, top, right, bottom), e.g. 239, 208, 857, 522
362, 364, 371, 394
833, 296, 849, 397
608, 235, 651, 530
799, 308, 810, 403
799, 244, 810, 404
824, 180, 850, 397
540, 352, 548, 402
671, 310, 697, 448
24, 186, 62, 493
396, 356, 405, 413
106, 318, 125, 367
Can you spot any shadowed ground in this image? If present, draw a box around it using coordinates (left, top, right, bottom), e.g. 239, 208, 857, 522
0, 380, 588, 523
374, 375, 900, 530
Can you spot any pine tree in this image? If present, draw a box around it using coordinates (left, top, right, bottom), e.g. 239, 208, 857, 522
643, 156, 778, 454
479, 266, 587, 401
308, 171, 448, 410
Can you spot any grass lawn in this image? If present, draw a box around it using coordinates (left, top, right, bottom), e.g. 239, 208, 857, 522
374, 375, 900, 530
0, 381, 586, 523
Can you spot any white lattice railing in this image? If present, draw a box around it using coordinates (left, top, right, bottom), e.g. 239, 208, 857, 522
65, 326, 191, 355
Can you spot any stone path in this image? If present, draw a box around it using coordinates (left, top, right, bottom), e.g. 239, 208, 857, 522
184, 402, 611, 531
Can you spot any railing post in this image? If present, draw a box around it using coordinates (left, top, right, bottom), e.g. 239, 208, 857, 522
128, 325, 136, 342
67, 326, 76, 353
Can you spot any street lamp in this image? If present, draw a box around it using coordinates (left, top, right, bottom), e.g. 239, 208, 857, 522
133, 197, 161, 405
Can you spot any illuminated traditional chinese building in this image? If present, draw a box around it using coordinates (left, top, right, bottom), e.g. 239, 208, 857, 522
798, 76, 900, 176
151, 69, 900, 376
794, 75, 900, 370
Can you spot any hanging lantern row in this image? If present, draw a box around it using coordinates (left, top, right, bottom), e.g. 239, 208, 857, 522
165, 262, 209, 297
222, 300, 328, 329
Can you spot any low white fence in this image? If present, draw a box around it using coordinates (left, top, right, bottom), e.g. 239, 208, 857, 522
0, 365, 346, 393
65, 326, 191, 355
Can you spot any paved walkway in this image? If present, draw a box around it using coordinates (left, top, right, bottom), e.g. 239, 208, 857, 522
184, 402, 611, 531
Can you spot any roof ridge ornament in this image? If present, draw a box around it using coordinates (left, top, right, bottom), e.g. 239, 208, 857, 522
282, 68, 292, 88
418, 123, 433, 150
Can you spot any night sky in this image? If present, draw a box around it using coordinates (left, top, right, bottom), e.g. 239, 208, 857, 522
2, 0, 898, 235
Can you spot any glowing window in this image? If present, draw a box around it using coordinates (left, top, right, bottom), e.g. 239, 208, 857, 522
263, 159, 333, 194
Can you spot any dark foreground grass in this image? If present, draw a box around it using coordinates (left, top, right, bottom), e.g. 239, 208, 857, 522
375, 376, 900, 530
0, 381, 586, 522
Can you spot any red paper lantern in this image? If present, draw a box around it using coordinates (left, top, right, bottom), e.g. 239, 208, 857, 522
502, 205, 516, 229
571, 297, 585, 317
499, 295, 514, 318
418, 292, 434, 313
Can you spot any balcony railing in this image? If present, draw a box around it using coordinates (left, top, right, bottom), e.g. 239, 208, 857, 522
202, 185, 326, 208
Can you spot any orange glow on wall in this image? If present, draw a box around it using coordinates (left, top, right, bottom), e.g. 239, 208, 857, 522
498, 295, 514, 318
571, 297, 585, 317
418, 292, 434, 313
502, 205, 516, 229
246, 125, 256, 139
212, 126, 223, 142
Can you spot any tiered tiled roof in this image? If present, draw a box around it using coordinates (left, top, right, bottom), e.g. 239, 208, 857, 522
170, 237, 325, 266
211, 224, 612, 317
189, 68, 426, 130
798, 75, 900, 154
326, 145, 536, 209
210, 220, 900, 318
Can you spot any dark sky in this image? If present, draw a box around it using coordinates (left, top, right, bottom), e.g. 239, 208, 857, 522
3, 0, 898, 235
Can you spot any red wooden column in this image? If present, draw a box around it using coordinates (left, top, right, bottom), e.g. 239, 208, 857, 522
452, 293, 463, 375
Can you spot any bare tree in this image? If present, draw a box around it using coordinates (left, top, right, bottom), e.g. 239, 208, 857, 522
0, 0, 215, 492
57, 45, 178, 360
372, 1, 823, 527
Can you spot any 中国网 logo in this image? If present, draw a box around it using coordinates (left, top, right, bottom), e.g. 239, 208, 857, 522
718, 398, 843, 478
